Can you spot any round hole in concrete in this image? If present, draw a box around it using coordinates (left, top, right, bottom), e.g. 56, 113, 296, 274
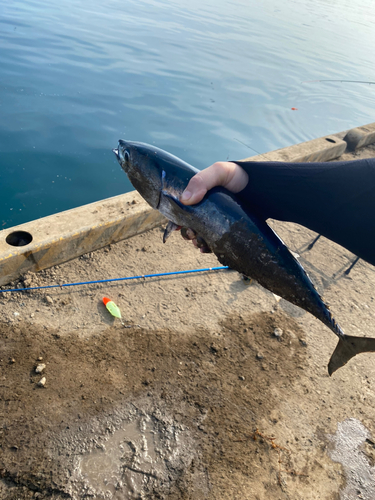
325, 138, 336, 143
6, 231, 33, 247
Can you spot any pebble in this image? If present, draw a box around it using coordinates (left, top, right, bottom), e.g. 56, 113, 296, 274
256, 352, 264, 360
13, 312, 20, 317
35, 364, 46, 374
238, 375, 245, 381
37, 377, 46, 387
45, 296, 53, 305
273, 327, 283, 338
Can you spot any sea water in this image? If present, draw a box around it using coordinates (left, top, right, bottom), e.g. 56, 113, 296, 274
1, 0, 374, 228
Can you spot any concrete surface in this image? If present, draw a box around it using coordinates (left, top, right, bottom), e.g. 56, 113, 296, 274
1, 218, 375, 499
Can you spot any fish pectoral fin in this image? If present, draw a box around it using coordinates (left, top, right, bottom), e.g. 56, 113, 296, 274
163, 221, 180, 243
328, 335, 375, 375
162, 191, 189, 210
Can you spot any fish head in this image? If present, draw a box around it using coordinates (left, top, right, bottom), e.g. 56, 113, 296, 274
113, 140, 199, 210
113, 140, 164, 209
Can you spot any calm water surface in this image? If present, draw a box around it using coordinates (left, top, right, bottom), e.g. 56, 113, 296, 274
1, 0, 374, 228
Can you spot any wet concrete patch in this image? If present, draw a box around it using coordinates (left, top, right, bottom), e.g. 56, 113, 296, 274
328, 419, 375, 500
64, 399, 201, 499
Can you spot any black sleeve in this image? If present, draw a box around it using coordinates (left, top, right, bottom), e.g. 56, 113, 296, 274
232, 157, 375, 266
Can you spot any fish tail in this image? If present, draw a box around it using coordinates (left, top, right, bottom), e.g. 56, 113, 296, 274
328, 335, 375, 375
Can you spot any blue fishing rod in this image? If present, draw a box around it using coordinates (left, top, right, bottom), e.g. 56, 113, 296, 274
0, 266, 230, 294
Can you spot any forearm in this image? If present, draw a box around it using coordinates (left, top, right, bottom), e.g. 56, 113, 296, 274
233, 158, 375, 266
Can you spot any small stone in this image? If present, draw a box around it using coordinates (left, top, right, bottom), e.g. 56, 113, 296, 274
37, 377, 46, 387
210, 344, 219, 354
13, 312, 20, 317
30, 313, 35, 318
9, 358, 16, 364
35, 364, 46, 374
45, 296, 53, 305
38, 356, 43, 361
273, 327, 283, 338
299, 338, 308, 347
256, 352, 264, 360
239, 375, 245, 381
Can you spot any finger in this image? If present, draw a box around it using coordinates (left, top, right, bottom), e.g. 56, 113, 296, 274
200, 246, 212, 254
179, 174, 209, 205
186, 228, 196, 239
195, 236, 208, 249
180, 163, 228, 205
181, 227, 196, 240
194, 236, 212, 253
180, 227, 189, 240
180, 162, 248, 205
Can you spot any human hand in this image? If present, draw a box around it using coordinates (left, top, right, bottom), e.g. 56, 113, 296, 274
179, 161, 248, 252
180, 227, 212, 253
180, 161, 249, 205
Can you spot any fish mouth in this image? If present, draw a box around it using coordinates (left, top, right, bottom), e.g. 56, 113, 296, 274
112, 148, 123, 163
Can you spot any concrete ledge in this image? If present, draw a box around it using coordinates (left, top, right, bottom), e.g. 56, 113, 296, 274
241, 134, 347, 163
0, 192, 166, 286
242, 121, 375, 163
343, 123, 375, 151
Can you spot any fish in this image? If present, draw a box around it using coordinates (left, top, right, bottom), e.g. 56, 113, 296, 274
113, 140, 375, 375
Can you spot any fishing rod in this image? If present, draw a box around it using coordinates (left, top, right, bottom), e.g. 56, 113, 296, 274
302, 79, 375, 85
0, 266, 230, 294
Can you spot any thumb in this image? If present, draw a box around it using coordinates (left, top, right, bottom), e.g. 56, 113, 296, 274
180, 163, 230, 205
180, 174, 209, 205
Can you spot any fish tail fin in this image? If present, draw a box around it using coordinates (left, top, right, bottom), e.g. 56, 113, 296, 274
328, 335, 375, 375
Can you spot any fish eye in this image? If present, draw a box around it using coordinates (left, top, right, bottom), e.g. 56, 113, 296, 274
124, 151, 130, 162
